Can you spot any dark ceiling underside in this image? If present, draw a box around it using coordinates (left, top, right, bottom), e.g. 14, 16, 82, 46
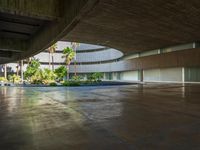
62, 0, 200, 54
1, 0, 200, 63
0, 13, 46, 40
0, 12, 50, 60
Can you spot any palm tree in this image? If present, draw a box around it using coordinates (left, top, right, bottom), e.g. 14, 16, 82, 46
16, 61, 20, 76
25, 57, 31, 65
20, 60, 24, 83
62, 47, 75, 80
4, 64, 7, 79
48, 44, 57, 71
71, 42, 80, 76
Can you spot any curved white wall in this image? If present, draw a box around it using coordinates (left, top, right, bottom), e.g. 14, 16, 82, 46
34, 43, 123, 64
75, 49, 123, 62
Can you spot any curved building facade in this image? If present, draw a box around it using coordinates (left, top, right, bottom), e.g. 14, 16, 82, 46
69, 42, 200, 83
1, 41, 200, 83
68, 43, 123, 80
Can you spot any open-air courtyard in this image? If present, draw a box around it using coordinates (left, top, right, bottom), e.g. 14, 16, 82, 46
0, 84, 199, 150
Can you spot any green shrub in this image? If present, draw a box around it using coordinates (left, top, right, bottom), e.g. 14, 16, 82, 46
62, 81, 80, 86
24, 58, 40, 81
54, 66, 67, 81
49, 82, 57, 86
0, 77, 7, 82
8, 74, 21, 83
32, 79, 43, 84
88, 72, 103, 82
24, 58, 56, 84
62, 81, 69, 86
69, 81, 80, 86
71, 75, 82, 81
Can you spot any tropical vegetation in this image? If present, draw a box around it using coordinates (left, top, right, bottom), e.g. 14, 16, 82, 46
0, 44, 104, 86
48, 44, 57, 70
54, 65, 67, 81
62, 47, 75, 80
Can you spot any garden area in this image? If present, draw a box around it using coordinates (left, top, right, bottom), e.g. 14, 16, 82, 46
0, 45, 104, 87
23, 58, 104, 86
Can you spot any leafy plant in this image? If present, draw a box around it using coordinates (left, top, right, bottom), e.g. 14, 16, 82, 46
49, 82, 57, 86
31, 68, 56, 84
41, 68, 56, 84
8, 74, 21, 83
30, 69, 44, 84
88, 72, 103, 82
62, 81, 80, 86
93, 72, 103, 82
62, 47, 75, 80
0, 77, 7, 82
24, 58, 56, 84
71, 75, 82, 81
24, 58, 41, 82
54, 66, 67, 81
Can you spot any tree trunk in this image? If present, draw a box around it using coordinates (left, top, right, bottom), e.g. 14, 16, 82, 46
4, 64, 7, 79
49, 52, 51, 69
20, 60, 24, 83
66, 65, 69, 80
51, 54, 54, 71
16, 63, 19, 76
74, 61, 77, 76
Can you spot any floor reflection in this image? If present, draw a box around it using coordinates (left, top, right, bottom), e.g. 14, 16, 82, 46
0, 84, 200, 150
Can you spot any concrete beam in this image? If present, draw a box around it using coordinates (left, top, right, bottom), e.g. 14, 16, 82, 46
0, 50, 12, 58
20, 0, 99, 59
0, 38, 27, 52
0, 0, 61, 20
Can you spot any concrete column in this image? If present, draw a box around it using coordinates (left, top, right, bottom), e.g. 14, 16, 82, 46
139, 69, 144, 82
193, 42, 196, 48
182, 67, 185, 83
158, 49, 161, 54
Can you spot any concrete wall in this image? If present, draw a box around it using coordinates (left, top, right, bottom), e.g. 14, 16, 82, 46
185, 67, 200, 82
76, 43, 104, 51
120, 71, 139, 81
75, 49, 123, 63
143, 68, 183, 82
33, 42, 123, 64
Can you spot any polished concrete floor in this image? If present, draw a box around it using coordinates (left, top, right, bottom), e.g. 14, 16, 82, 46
0, 84, 200, 150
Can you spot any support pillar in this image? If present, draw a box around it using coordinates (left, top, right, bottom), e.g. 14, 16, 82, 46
182, 67, 185, 83
139, 69, 144, 82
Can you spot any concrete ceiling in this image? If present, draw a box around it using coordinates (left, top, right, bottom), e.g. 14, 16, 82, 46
1, 0, 200, 63
0, 0, 97, 64
62, 0, 200, 54
0, 13, 47, 40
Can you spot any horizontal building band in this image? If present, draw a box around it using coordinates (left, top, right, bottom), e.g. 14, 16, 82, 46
36, 48, 123, 63
43, 47, 109, 53
69, 48, 200, 73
